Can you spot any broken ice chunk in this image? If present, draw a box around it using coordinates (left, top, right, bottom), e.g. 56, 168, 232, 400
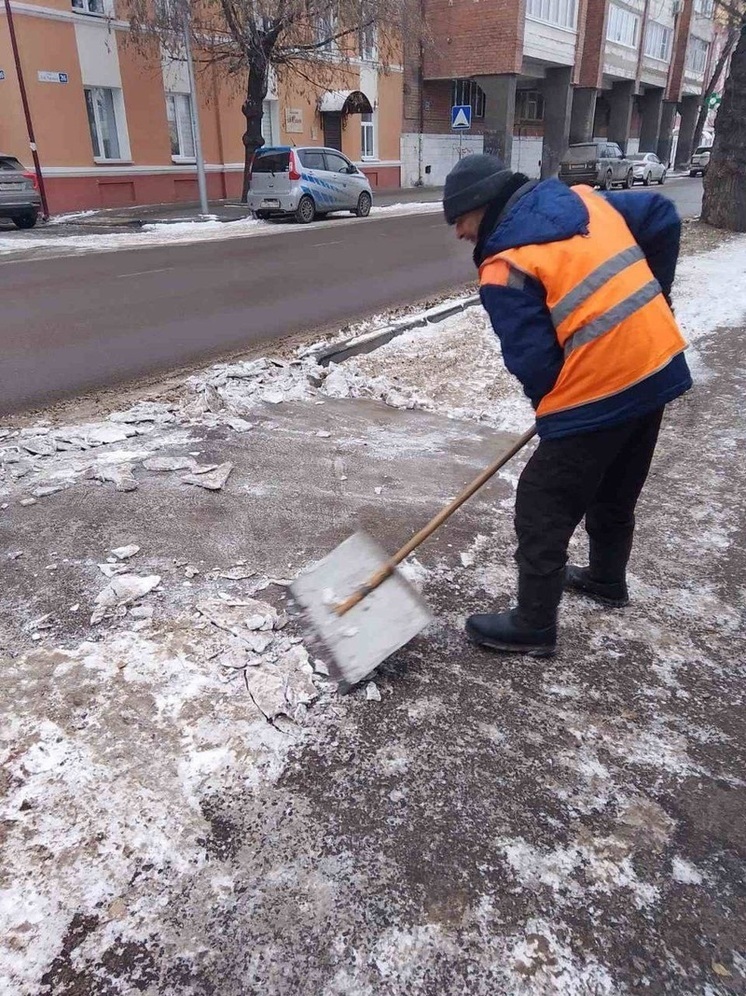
111, 544, 140, 561
366, 682, 382, 702
316, 430, 331, 438
226, 418, 254, 433
182, 462, 233, 491
90, 464, 138, 492
460, 550, 476, 568
87, 425, 135, 446
32, 485, 65, 498
142, 455, 198, 473
91, 574, 161, 625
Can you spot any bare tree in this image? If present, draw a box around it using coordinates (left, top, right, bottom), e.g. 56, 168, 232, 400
702, 19, 746, 230
691, 22, 739, 154
127, 0, 419, 201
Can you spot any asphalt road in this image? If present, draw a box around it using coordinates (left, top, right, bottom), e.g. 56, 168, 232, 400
0, 212, 471, 415
0, 177, 703, 415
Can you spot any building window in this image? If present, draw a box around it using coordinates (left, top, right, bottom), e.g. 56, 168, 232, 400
516, 89, 545, 123
360, 21, 377, 61
687, 35, 710, 73
525, 0, 578, 29
316, 7, 337, 48
72, 0, 105, 13
166, 93, 195, 159
451, 79, 486, 119
606, 3, 640, 47
84, 86, 122, 160
644, 20, 673, 61
361, 112, 375, 158
694, 0, 714, 16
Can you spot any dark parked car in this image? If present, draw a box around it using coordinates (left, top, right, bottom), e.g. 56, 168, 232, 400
0, 154, 41, 229
559, 142, 634, 191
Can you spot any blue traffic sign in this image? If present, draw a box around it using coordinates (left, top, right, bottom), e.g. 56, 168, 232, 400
451, 104, 472, 130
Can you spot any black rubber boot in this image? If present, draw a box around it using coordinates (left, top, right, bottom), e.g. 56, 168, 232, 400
565, 536, 632, 607
564, 566, 629, 607
465, 572, 563, 658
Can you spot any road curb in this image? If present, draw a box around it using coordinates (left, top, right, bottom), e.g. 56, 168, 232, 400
314, 294, 481, 367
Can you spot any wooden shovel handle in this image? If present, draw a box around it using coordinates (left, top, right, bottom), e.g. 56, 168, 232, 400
334, 425, 537, 616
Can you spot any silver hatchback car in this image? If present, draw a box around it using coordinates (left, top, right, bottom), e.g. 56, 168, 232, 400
247, 146, 373, 224
0, 154, 41, 229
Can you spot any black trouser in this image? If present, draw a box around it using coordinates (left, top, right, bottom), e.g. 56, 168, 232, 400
514, 408, 664, 587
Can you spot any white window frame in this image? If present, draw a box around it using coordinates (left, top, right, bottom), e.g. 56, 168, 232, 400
71, 0, 109, 15
361, 111, 375, 160
687, 35, 710, 74
644, 20, 673, 61
84, 86, 129, 162
525, 0, 578, 31
316, 7, 338, 50
360, 21, 377, 61
166, 92, 196, 162
694, 0, 714, 16
606, 3, 640, 48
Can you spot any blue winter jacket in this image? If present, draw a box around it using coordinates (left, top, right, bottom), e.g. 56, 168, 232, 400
477, 179, 693, 439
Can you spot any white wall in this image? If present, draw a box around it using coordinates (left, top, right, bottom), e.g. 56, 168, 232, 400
511, 136, 542, 178
400, 132, 484, 186
523, 20, 577, 65
75, 20, 122, 87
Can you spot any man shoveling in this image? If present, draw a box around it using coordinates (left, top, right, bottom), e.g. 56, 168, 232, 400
443, 154, 692, 657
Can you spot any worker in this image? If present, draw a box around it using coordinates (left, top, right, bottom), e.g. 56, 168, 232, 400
443, 154, 692, 657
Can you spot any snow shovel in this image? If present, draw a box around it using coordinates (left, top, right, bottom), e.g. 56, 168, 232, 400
291, 426, 537, 688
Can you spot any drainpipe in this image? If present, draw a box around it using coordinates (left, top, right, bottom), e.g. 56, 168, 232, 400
3, 0, 50, 219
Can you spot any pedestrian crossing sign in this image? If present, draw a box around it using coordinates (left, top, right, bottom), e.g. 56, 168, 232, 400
451, 105, 472, 130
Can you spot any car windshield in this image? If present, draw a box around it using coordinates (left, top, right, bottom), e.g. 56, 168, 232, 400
0, 157, 23, 172
629, 154, 648, 161
252, 151, 290, 173
565, 146, 598, 163
695, 147, 711, 155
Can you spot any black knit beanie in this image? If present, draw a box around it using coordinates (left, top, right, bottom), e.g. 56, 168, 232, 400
442, 154, 515, 225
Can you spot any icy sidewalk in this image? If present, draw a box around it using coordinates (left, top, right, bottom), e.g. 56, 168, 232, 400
2, 235, 746, 995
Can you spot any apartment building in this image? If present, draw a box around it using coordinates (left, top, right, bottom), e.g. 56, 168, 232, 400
0, 0, 403, 213
401, 0, 719, 185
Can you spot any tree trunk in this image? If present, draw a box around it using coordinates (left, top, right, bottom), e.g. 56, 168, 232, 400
702, 24, 746, 232
692, 27, 738, 156
241, 61, 269, 203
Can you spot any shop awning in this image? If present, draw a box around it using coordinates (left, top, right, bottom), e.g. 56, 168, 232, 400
319, 89, 373, 114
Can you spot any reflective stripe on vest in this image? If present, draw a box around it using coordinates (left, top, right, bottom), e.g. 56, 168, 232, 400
563, 275, 662, 358
478, 184, 687, 418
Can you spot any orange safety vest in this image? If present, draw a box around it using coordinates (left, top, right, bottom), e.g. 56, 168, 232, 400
479, 184, 687, 418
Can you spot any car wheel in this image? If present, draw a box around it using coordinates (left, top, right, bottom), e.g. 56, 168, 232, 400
689, 170, 697, 177
702, 166, 709, 178
13, 212, 38, 230
658, 170, 666, 185
643, 171, 651, 186
602, 171, 613, 191
624, 170, 634, 189
295, 195, 316, 225
355, 191, 372, 218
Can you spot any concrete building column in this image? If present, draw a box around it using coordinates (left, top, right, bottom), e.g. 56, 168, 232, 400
570, 87, 599, 144
657, 100, 678, 166
473, 74, 518, 165
676, 94, 699, 169
608, 80, 635, 151
541, 67, 573, 179
638, 88, 664, 153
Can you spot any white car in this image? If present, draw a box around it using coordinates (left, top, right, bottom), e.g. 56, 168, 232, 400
247, 146, 373, 224
629, 152, 667, 186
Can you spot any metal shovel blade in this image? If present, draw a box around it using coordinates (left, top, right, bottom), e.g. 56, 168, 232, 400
291, 531, 433, 686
